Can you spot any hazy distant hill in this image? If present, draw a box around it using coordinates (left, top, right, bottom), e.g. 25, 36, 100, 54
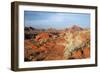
69, 25, 83, 30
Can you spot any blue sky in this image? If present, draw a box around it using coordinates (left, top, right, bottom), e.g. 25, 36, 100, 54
24, 11, 90, 29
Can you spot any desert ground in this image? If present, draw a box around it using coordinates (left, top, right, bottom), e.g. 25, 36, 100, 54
24, 25, 90, 61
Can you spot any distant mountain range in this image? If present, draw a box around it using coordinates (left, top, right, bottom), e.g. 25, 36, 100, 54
25, 25, 85, 32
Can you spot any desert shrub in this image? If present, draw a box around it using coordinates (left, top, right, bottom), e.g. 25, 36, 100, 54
39, 39, 47, 45
31, 39, 40, 47
64, 30, 90, 59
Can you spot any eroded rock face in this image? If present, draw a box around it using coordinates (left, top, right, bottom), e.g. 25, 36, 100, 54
83, 47, 90, 58
24, 39, 65, 61
35, 32, 50, 42
24, 47, 48, 61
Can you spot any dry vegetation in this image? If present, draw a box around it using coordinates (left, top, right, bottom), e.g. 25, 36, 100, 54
24, 25, 90, 61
